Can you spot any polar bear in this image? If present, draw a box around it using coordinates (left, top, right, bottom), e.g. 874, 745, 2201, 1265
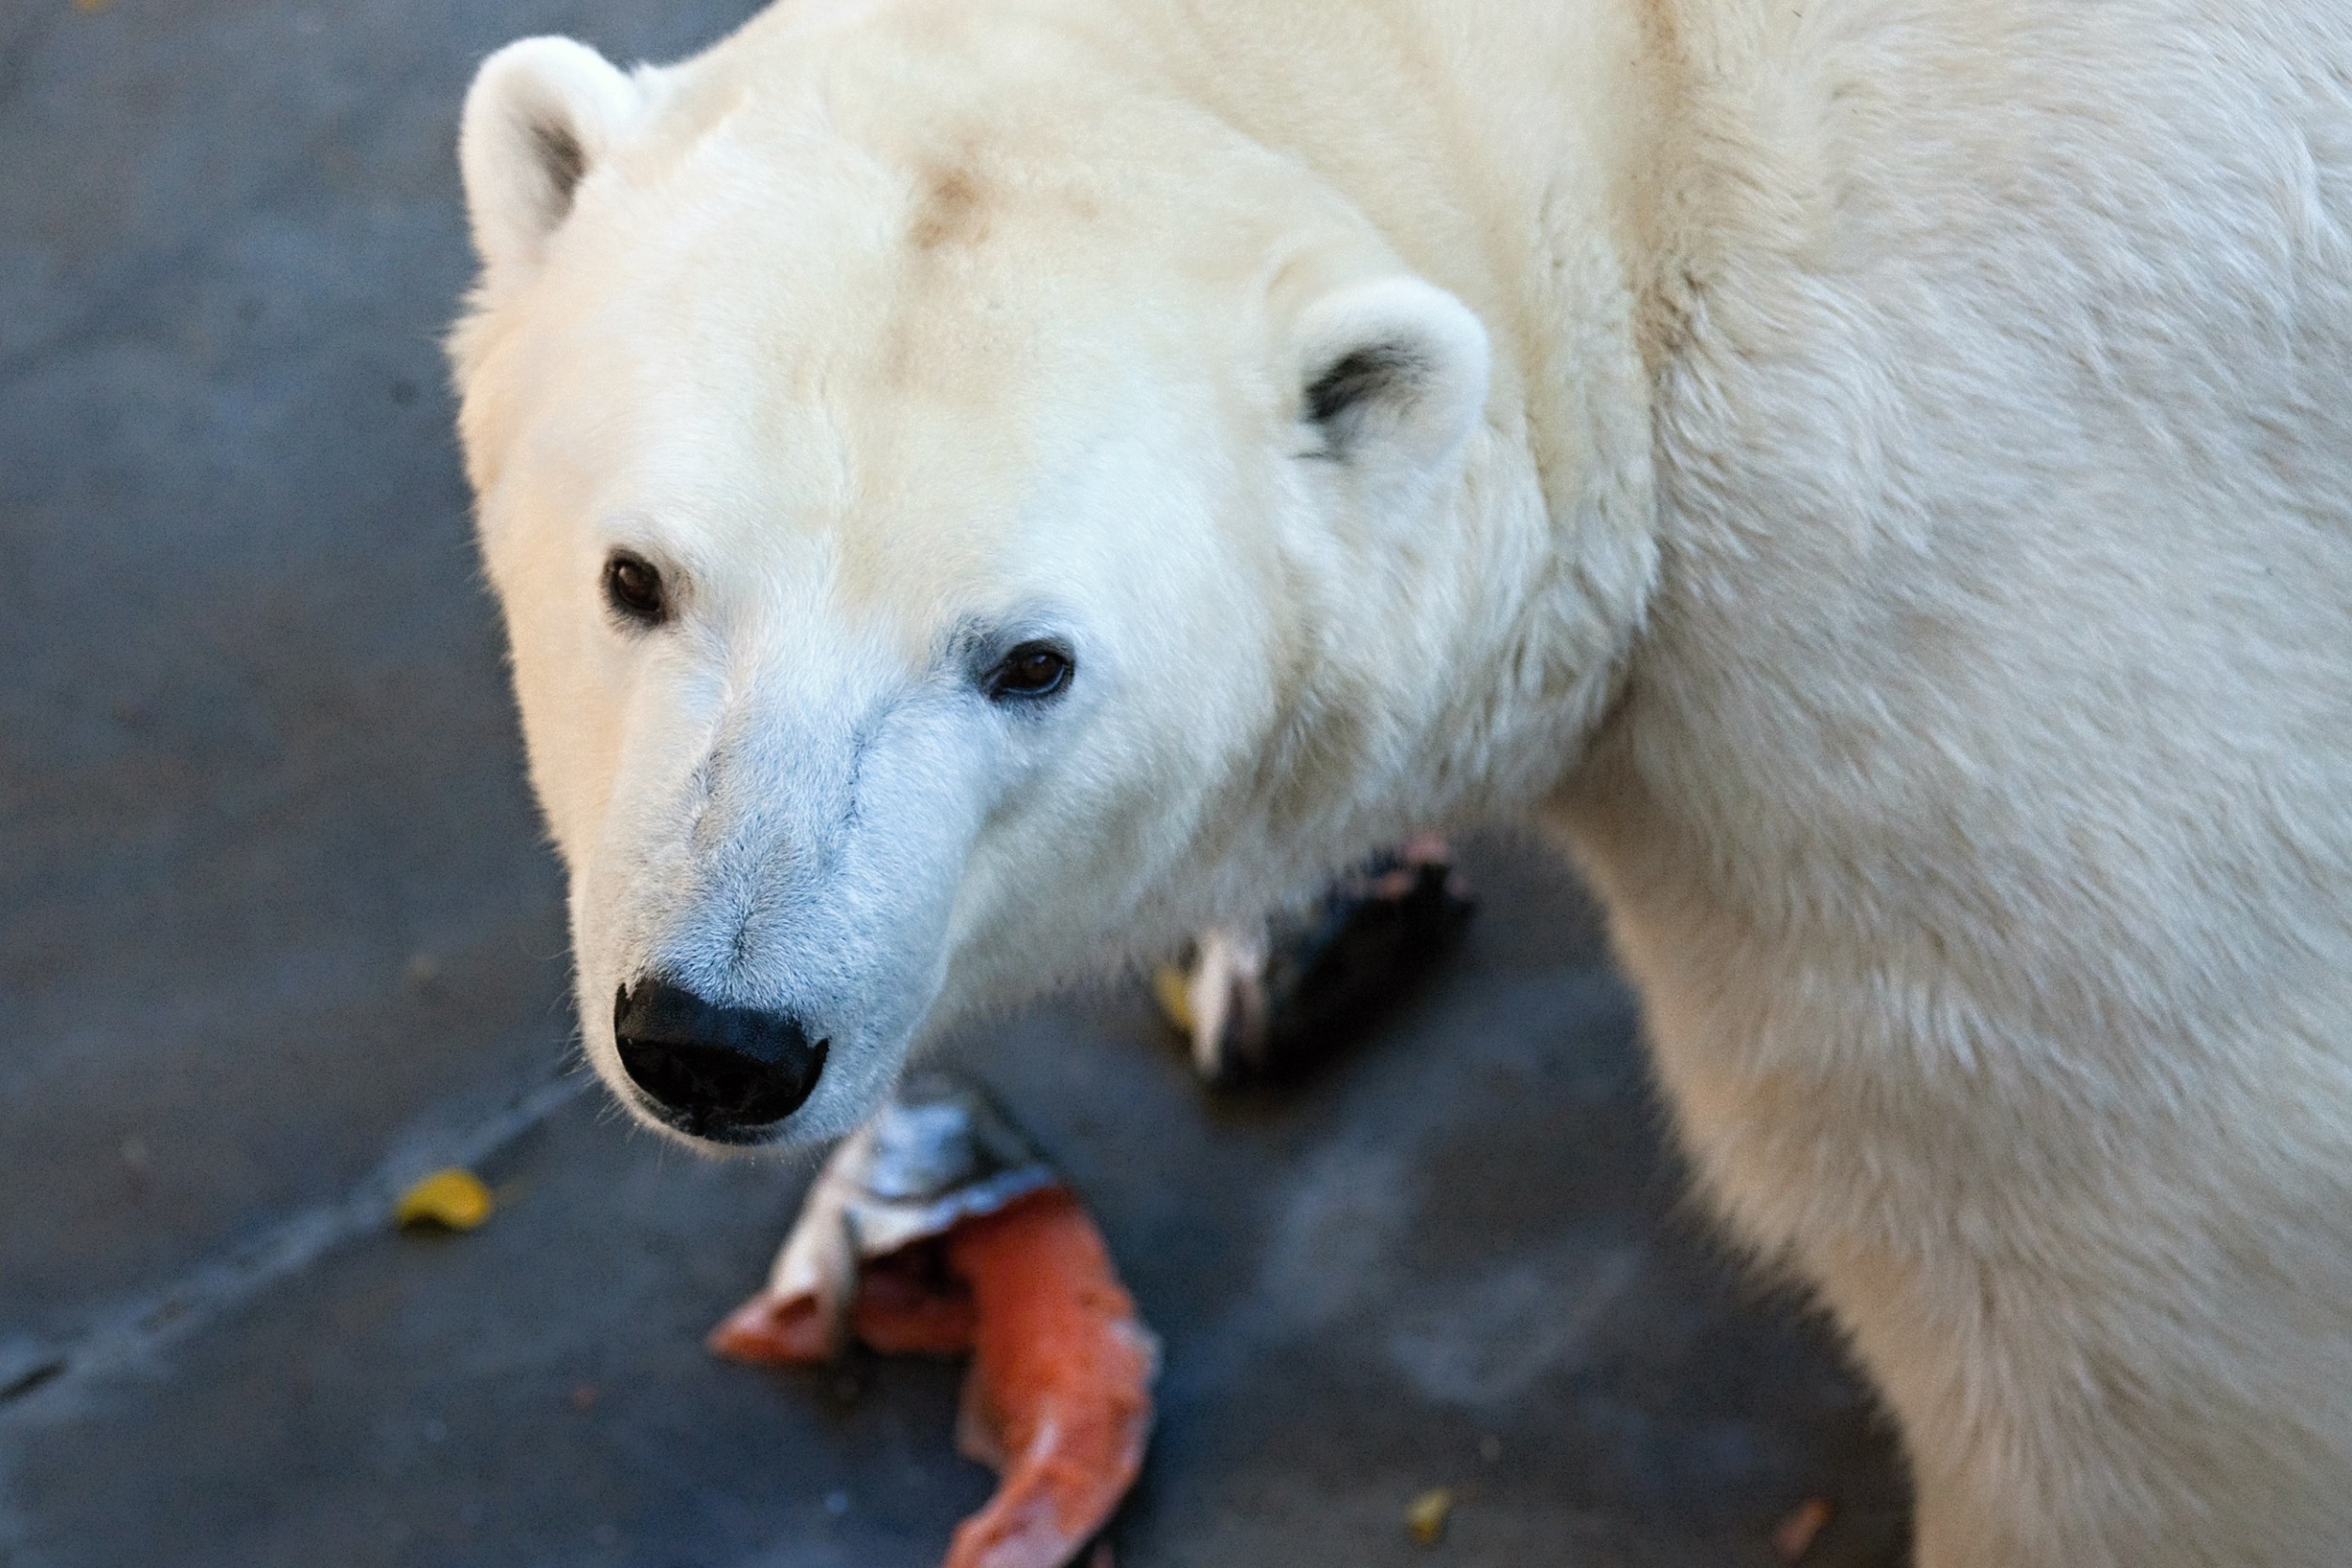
449, 2, 2352, 1562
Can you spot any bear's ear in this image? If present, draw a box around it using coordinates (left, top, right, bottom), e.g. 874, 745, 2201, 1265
1294, 277, 1491, 483
460, 37, 646, 283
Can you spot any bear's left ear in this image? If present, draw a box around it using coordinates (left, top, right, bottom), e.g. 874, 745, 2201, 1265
460, 37, 649, 286
1294, 277, 1492, 488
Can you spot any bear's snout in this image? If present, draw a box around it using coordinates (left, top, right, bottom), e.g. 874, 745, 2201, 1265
612, 977, 829, 1143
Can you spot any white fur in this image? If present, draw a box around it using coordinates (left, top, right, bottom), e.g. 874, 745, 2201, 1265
452, 1, 2352, 1560
459, 38, 653, 283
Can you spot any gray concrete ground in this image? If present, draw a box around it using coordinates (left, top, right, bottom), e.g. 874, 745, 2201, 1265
0, 1, 1911, 1563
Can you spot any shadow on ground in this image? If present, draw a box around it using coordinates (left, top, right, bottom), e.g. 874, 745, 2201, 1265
0, 1, 1909, 1563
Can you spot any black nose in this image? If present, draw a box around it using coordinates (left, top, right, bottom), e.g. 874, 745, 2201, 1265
612, 978, 828, 1141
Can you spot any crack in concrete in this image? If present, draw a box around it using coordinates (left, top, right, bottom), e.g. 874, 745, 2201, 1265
0, 1069, 589, 1433
0, 1067, 592, 1563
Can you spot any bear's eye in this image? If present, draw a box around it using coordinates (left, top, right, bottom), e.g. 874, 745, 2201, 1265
985, 641, 1073, 703
603, 550, 668, 627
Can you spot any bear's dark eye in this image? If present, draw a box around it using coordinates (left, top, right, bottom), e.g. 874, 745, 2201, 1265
986, 641, 1073, 703
604, 550, 668, 627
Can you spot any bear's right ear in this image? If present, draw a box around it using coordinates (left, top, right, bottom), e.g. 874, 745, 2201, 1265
460, 37, 646, 284
1290, 276, 1491, 510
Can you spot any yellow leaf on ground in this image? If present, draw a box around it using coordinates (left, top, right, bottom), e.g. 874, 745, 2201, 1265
394, 1168, 495, 1231
1405, 1487, 1454, 1546
1149, 965, 1196, 1036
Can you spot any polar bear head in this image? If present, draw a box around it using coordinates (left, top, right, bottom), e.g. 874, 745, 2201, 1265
451, 15, 1632, 1150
